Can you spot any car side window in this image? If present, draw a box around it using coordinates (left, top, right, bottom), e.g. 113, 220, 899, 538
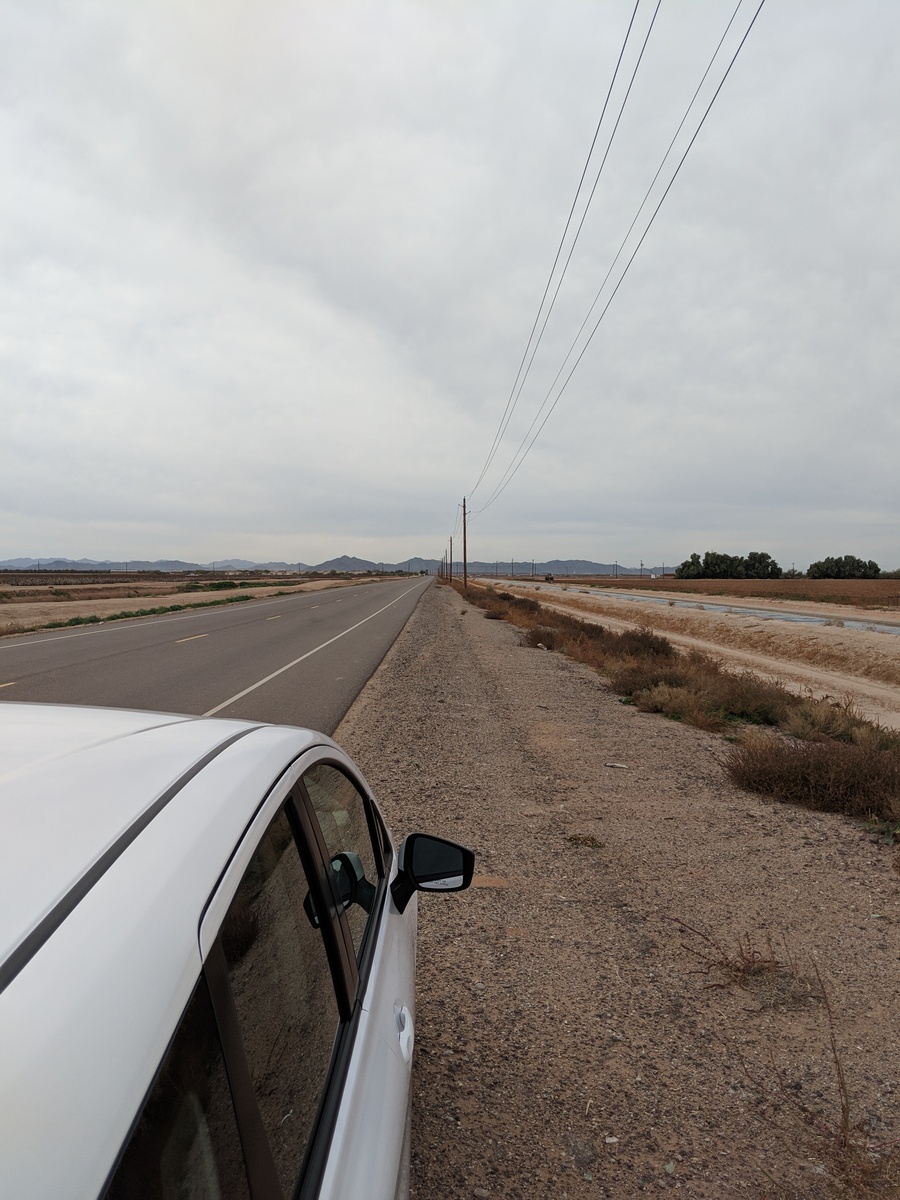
300, 764, 383, 959
105, 978, 249, 1200
221, 803, 340, 1198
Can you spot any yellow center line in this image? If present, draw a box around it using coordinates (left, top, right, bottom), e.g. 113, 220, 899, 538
176, 634, 208, 644
0, 681, 15, 689
266, 615, 282, 621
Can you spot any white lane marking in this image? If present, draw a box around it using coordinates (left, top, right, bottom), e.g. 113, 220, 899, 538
203, 582, 426, 717
0, 681, 14, 689
176, 634, 208, 644
266, 615, 282, 620
0, 584, 384, 652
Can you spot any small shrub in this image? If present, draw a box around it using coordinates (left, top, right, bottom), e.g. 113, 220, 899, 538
606, 656, 688, 697
671, 917, 820, 1009
727, 737, 900, 822
781, 697, 900, 750
634, 683, 727, 731
522, 626, 559, 650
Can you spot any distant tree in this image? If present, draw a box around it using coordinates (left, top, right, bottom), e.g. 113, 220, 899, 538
675, 553, 703, 579
700, 551, 746, 579
743, 551, 783, 579
806, 555, 880, 579
675, 550, 782, 580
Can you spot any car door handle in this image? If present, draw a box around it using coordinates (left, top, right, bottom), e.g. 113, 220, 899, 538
396, 1005, 414, 1063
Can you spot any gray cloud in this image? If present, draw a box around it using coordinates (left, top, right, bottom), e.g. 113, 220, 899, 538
1, 1, 897, 569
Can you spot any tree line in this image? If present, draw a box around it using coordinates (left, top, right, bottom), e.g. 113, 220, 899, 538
675, 552, 884, 580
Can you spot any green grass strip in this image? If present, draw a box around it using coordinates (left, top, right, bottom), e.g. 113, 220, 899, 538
40, 594, 252, 629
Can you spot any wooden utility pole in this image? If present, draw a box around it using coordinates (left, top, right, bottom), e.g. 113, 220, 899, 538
449, 537, 453, 582
462, 498, 468, 591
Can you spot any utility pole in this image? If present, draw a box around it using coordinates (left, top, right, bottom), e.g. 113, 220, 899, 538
449, 537, 453, 582
640, 560, 643, 577
510, 558, 514, 578
462, 498, 468, 591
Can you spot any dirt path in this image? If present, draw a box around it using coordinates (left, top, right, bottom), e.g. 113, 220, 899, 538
494, 584, 900, 733
337, 583, 900, 1199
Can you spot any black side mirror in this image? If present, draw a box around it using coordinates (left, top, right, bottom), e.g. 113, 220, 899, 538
391, 834, 475, 914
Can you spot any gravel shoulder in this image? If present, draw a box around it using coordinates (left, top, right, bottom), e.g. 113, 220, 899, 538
337, 583, 900, 1199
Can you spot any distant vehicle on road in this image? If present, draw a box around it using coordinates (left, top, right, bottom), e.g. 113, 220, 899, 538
0, 703, 473, 1199
544, 573, 555, 582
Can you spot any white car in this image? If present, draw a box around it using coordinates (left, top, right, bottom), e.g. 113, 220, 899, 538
0, 703, 473, 1200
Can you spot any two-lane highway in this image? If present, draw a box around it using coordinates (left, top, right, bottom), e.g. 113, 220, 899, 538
0, 578, 431, 733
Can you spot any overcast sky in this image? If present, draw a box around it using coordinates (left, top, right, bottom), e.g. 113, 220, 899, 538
1, 1, 897, 569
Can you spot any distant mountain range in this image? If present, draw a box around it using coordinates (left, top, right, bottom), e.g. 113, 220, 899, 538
0, 554, 669, 576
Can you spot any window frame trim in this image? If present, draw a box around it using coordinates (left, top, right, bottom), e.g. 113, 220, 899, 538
294, 757, 394, 997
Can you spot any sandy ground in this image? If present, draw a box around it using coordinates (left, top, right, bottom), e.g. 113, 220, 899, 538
489, 583, 900, 733
0, 577, 376, 635
337, 583, 900, 1199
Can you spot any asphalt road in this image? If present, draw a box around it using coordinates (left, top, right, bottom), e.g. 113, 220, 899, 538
0, 578, 431, 734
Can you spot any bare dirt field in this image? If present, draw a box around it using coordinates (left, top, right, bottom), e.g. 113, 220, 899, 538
338, 583, 900, 1199
514, 578, 900, 612
487, 583, 900, 733
0, 576, 383, 636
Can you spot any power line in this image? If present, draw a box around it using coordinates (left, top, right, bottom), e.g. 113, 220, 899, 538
467, 0, 643, 500
474, 0, 766, 519
477, 0, 749, 514
471, 0, 663, 500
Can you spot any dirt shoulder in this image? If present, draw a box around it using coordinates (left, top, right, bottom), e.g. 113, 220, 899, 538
337, 583, 900, 1199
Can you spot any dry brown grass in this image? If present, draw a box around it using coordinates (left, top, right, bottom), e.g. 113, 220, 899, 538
740, 972, 900, 1198
455, 581, 900, 824
670, 918, 821, 1010
668, 918, 900, 1196
727, 735, 900, 822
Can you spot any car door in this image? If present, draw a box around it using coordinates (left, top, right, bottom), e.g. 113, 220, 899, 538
295, 753, 417, 1200
197, 746, 416, 1200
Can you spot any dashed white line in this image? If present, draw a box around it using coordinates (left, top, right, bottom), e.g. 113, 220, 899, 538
203, 582, 425, 717
176, 634, 208, 644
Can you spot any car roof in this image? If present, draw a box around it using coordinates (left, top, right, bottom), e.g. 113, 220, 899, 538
0, 704, 249, 980
0, 702, 337, 1198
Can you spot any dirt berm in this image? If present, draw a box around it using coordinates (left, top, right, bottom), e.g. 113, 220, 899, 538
337, 582, 900, 1199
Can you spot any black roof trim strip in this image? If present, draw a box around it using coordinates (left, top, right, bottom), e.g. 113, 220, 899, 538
0, 726, 256, 998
